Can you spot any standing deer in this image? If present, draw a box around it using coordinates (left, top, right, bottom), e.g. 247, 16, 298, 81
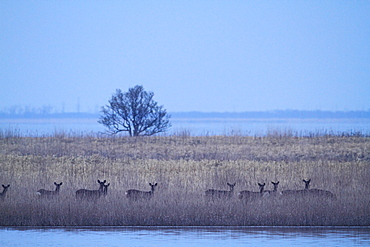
281, 179, 336, 200
36, 182, 63, 197
238, 182, 267, 202
302, 179, 336, 200
76, 180, 106, 200
0, 184, 10, 200
126, 183, 158, 201
280, 179, 310, 196
205, 182, 236, 199
264, 181, 280, 197
103, 183, 110, 196
303, 179, 311, 189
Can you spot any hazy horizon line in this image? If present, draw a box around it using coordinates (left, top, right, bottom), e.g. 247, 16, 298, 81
1, 109, 369, 119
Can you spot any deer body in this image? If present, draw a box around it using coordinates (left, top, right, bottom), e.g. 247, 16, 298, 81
281, 179, 311, 197
0, 184, 10, 200
281, 179, 336, 200
238, 183, 266, 201
76, 180, 106, 200
205, 182, 236, 199
37, 182, 62, 197
126, 183, 157, 201
305, 188, 336, 199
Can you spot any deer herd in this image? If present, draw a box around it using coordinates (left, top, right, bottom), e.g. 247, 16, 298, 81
0, 178, 336, 202
207, 179, 336, 202
0, 180, 156, 201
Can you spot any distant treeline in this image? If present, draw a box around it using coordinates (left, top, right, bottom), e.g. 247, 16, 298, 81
0, 112, 99, 119
170, 110, 370, 119
1, 109, 370, 119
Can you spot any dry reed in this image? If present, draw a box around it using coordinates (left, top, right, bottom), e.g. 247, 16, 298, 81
0, 131, 369, 226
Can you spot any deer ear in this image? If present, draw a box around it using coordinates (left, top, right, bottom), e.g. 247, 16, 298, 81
60, 182, 63, 185
154, 183, 158, 186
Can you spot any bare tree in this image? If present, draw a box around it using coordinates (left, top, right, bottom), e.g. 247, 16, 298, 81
98, 85, 171, 136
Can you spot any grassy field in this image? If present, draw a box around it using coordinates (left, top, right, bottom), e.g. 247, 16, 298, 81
0, 131, 369, 226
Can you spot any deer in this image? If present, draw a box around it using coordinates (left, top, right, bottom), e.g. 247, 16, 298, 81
264, 181, 280, 197
76, 180, 107, 200
103, 183, 110, 196
36, 182, 63, 197
0, 184, 10, 200
125, 182, 158, 201
281, 179, 336, 200
280, 179, 311, 197
238, 182, 267, 202
205, 182, 236, 199
301, 179, 336, 200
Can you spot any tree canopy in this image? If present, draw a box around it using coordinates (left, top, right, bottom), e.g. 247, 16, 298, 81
98, 85, 171, 136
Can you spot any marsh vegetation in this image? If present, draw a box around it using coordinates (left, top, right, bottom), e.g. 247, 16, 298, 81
0, 130, 369, 226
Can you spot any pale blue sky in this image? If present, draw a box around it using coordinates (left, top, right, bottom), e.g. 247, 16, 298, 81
1, 1, 369, 113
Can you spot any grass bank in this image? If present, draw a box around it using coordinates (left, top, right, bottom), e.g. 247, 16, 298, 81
0, 132, 369, 226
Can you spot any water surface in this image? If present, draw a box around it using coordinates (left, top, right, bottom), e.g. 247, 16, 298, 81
1, 118, 369, 136
1, 226, 369, 247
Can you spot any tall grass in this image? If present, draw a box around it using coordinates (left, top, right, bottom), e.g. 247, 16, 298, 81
0, 131, 369, 226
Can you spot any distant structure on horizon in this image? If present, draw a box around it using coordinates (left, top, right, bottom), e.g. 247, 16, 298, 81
0, 107, 369, 119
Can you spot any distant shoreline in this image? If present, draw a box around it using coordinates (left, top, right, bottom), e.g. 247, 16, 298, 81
1, 110, 369, 120
2, 118, 370, 122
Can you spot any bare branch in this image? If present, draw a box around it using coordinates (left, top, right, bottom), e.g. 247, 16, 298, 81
98, 85, 171, 136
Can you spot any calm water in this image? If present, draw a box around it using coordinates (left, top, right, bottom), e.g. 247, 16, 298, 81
1, 118, 369, 136
0, 227, 369, 247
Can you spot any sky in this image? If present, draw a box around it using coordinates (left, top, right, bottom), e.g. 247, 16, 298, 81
1, 1, 369, 113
